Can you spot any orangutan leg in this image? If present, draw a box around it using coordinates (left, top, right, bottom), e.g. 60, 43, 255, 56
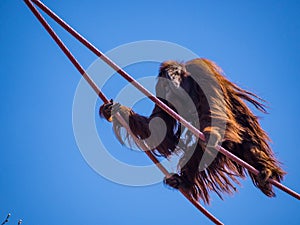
164, 143, 201, 190
164, 145, 204, 192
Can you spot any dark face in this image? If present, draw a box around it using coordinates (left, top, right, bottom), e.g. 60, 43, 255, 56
164, 65, 184, 88
156, 64, 192, 108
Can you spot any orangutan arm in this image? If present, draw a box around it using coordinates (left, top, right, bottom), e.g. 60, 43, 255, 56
100, 101, 151, 140
100, 101, 180, 156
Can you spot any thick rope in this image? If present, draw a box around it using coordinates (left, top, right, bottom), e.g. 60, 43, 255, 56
24, 1, 224, 224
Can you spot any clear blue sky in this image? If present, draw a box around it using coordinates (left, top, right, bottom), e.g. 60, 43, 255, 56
1, 0, 299, 224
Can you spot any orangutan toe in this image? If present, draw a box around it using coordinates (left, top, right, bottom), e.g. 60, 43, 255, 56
258, 168, 272, 184
164, 173, 185, 189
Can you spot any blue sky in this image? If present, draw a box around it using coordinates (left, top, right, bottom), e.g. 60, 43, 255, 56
1, 0, 300, 224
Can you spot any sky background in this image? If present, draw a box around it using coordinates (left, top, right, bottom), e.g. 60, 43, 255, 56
1, 0, 300, 224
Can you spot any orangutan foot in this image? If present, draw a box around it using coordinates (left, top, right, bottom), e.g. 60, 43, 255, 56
257, 168, 275, 197
164, 173, 182, 189
164, 173, 186, 189
258, 168, 272, 184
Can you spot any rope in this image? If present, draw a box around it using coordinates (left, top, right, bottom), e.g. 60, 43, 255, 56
24, 1, 224, 224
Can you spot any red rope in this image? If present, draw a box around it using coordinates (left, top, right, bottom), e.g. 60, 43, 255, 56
24, 1, 224, 224
24, 0, 108, 103
29, 0, 300, 201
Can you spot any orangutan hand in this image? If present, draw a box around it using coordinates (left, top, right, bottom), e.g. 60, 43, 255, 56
99, 100, 130, 123
99, 99, 114, 122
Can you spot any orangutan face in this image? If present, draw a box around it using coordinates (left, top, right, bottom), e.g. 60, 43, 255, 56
166, 65, 193, 94
164, 65, 184, 88
156, 63, 194, 112
157, 64, 191, 99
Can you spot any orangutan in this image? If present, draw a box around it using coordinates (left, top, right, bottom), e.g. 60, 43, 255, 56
100, 58, 285, 204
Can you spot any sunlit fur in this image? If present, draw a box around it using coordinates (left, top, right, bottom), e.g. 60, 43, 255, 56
103, 58, 286, 204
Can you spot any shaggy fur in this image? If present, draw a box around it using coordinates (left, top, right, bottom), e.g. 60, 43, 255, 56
100, 58, 286, 204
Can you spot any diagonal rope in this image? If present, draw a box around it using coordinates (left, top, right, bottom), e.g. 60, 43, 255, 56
28, 0, 300, 201
24, 1, 224, 224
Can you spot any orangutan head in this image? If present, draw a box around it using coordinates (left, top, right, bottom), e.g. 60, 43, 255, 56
156, 61, 193, 108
